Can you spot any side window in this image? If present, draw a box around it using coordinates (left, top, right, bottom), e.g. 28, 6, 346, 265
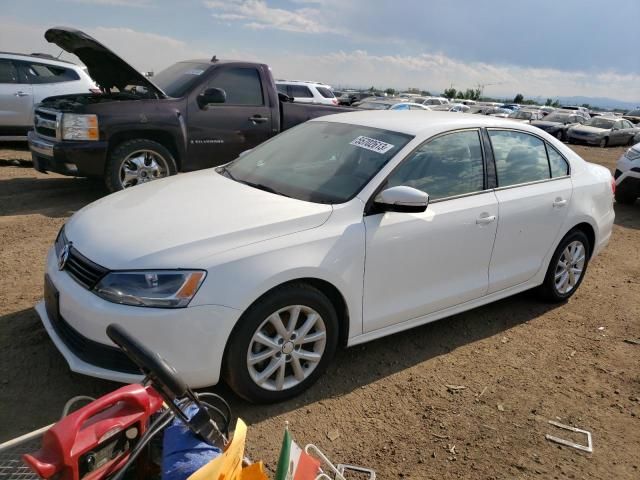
622, 120, 634, 129
0, 60, 19, 84
386, 130, 484, 200
289, 85, 313, 98
393, 103, 409, 110
24, 63, 80, 84
208, 68, 264, 105
489, 130, 550, 187
546, 145, 569, 177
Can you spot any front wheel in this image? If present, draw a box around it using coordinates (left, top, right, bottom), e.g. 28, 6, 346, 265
105, 139, 177, 192
223, 283, 339, 403
555, 130, 564, 141
538, 230, 590, 302
599, 137, 609, 148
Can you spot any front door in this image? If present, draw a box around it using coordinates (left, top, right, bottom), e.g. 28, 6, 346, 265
363, 129, 498, 332
186, 66, 273, 170
0, 59, 33, 131
487, 129, 572, 293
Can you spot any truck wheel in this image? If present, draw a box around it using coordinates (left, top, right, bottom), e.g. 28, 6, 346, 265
105, 139, 177, 192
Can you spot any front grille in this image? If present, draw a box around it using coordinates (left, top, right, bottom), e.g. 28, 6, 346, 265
34, 108, 60, 139
55, 228, 109, 289
48, 307, 139, 375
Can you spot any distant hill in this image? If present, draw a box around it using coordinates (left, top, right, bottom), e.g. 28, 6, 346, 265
528, 95, 639, 111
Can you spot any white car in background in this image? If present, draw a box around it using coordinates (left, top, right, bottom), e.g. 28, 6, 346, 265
0, 52, 98, 140
276, 80, 338, 105
37, 111, 614, 403
614, 142, 640, 204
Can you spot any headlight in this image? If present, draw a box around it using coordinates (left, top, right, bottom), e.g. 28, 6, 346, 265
624, 147, 640, 161
61, 113, 99, 141
94, 270, 206, 308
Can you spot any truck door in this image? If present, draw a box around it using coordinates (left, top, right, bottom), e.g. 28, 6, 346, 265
186, 66, 273, 171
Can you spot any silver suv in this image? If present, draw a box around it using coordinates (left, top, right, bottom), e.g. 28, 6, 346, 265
0, 52, 97, 140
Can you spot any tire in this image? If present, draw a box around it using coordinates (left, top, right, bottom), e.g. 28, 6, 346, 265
555, 130, 564, 141
105, 139, 177, 192
538, 230, 591, 302
599, 137, 608, 148
615, 188, 637, 205
222, 283, 339, 403
628, 136, 636, 146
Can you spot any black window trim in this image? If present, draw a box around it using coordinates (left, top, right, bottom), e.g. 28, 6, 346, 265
486, 127, 572, 191
364, 127, 490, 215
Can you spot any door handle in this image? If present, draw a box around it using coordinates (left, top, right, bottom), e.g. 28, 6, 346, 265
553, 198, 567, 207
476, 214, 496, 225
248, 115, 269, 123
15, 91, 30, 97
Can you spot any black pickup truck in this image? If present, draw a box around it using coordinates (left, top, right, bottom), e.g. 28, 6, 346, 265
29, 27, 348, 191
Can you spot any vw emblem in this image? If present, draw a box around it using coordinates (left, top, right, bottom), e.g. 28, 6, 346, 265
58, 243, 71, 271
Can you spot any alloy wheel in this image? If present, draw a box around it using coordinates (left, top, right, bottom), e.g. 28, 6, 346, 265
120, 150, 170, 188
247, 305, 327, 391
554, 240, 586, 295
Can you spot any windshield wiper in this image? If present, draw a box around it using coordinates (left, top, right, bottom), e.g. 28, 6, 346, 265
241, 181, 291, 198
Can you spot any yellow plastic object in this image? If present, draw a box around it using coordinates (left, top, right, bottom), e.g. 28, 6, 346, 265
188, 418, 268, 480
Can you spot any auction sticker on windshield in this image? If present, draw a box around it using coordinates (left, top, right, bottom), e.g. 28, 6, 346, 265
350, 136, 395, 154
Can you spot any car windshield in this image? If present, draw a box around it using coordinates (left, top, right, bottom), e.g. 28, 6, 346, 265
220, 121, 413, 204
585, 118, 615, 129
627, 109, 640, 116
544, 113, 571, 123
357, 102, 392, 110
152, 62, 210, 97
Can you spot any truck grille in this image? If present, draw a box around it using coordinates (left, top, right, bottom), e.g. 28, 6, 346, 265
55, 228, 109, 289
34, 108, 61, 139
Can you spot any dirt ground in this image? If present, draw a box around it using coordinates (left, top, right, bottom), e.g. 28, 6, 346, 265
0, 143, 638, 479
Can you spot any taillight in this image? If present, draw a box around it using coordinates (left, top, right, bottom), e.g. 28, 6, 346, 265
611, 178, 616, 194
332, 99, 338, 105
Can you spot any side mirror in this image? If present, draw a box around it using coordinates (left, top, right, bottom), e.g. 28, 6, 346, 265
278, 92, 293, 103
197, 87, 226, 109
373, 186, 429, 213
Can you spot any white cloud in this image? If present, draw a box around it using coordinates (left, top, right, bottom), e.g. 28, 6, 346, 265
203, 0, 341, 34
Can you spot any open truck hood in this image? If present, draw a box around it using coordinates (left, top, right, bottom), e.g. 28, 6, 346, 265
45, 26, 166, 98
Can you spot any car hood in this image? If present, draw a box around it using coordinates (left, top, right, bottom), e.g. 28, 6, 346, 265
45, 26, 166, 98
570, 125, 608, 134
65, 171, 333, 269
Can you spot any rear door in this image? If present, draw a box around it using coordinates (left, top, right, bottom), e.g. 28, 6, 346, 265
0, 59, 33, 130
487, 129, 572, 293
186, 66, 273, 170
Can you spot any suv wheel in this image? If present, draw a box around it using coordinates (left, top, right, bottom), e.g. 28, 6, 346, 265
223, 283, 339, 403
105, 139, 177, 192
538, 230, 590, 302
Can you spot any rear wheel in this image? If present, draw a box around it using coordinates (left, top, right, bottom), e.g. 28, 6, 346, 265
538, 230, 590, 302
105, 139, 177, 192
222, 283, 339, 403
555, 130, 564, 141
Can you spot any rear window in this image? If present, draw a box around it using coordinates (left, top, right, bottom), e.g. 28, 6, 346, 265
288, 85, 314, 98
316, 87, 335, 98
23, 62, 80, 84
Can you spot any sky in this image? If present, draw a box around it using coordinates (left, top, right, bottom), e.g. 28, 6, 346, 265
1, 0, 639, 103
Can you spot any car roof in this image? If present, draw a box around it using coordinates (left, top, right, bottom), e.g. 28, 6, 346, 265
313, 110, 550, 136
0, 51, 79, 66
275, 80, 331, 87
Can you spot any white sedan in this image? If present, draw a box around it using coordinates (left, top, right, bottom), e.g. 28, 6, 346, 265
37, 111, 615, 403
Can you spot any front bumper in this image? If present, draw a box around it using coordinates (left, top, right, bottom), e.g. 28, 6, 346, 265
36, 247, 242, 388
28, 131, 109, 177
614, 168, 640, 195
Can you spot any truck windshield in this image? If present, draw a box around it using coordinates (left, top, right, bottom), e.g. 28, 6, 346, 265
152, 62, 211, 97
220, 121, 413, 204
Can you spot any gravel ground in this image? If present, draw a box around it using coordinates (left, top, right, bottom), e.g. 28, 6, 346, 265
0, 142, 638, 479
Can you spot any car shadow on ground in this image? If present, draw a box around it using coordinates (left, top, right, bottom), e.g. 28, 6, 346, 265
0, 290, 560, 440
0, 176, 105, 218
614, 202, 639, 230
214, 289, 562, 424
